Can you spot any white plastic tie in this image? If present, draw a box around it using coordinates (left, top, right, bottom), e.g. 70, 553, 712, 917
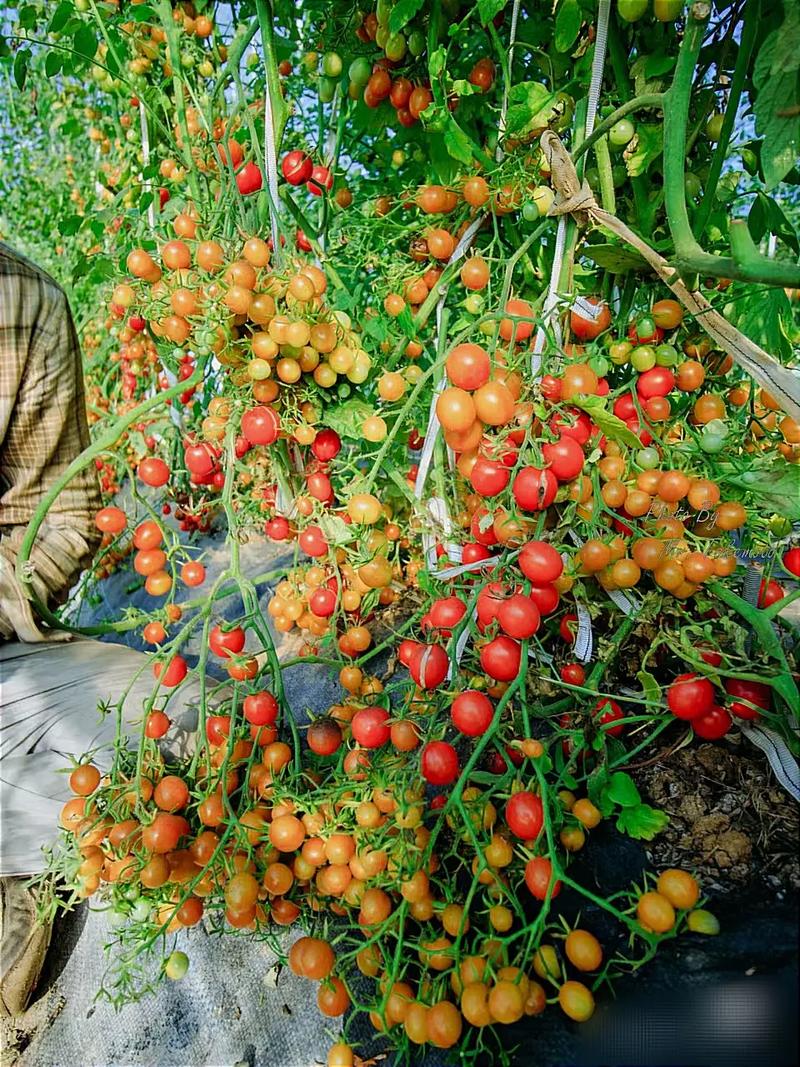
740, 722, 800, 802
574, 602, 593, 663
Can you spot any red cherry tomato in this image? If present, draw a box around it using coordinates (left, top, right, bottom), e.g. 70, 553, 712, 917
451, 691, 494, 736
692, 705, 732, 740
281, 150, 313, 185
243, 691, 279, 726
524, 856, 561, 900
420, 741, 460, 786
480, 635, 521, 681
351, 706, 391, 748
241, 405, 280, 446
667, 673, 715, 720
513, 467, 558, 511
506, 791, 544, 840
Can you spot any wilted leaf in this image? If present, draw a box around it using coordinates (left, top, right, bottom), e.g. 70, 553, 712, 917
625, 123, 663, 178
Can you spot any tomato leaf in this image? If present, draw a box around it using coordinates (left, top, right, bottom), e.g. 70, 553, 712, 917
747, 191, 799, 254
506, 81, 559, 137
73, 23, 98, 62
624, 123, 663, 177
581, 242, 649, 273
13, 48, 30, 90
616, 803, 669, 840
571, 395, 642, 449
753, 7, 800, 189
443, 118, 476, 166
555, 0, 582, 53
389, 0, 425, 35
644, 51, 675, 78
478, 0, 507, 24
723, 282, 792, 362
45, 51, 63, 79
637, 669, 661, 707
728, 462, 800, 522
323, 399, 374, 440
603, 771, 641, 808
48, 1, 73, 34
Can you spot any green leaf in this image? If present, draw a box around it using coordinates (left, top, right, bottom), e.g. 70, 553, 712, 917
581, 242, 649, 273
130, 4, 156, 20
604, 771, 641, 808
58, 214, 83, 236
506, 81, 559, 137
73, 23, 98, 61
428, 131, 459, 184
555, 0, 581, 52
48, 2, 73, 34
644, 52, 675, 78
13, 48, 30, 90
747, 191, 799, 255
637, 669, 661, 706
571, 395, 642, 449
723, 282, 792, 362
388, 0, 425, 34
729, 463, 800, 523
625, 123, 663, 177
478, 0, 507, 24
45, 50, 63, 78
18, 5, 38, 30
443, 119, 475, 165
323, 399, 374, 440
616, 804, 669, 840
753, 10, 800, 189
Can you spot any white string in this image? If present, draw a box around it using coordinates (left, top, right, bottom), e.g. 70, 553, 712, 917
531, 0, 612, 373
139, 101, 156, 229
260, 37, 281, 262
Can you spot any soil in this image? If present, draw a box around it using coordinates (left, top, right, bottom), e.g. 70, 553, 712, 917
635, 737, 800, 899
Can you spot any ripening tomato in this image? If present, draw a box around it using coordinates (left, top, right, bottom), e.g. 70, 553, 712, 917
446, 343, 490, 390
513, 467, 558, 511
506, 791, 543, 840
783, 547, 800, 577
308, 718, 343, 756
560, 663, 586, 686
243, 691, 279, 725
95, 506, 127, 534
145, 710, 170, 739
153, 655, 188, 687
181, 561, 206, 587
307, 165, 333, 196
569, 298, 610, 341
236, 162, 263, 195
281, 150, 313, 185
480, 635, 521, 681
499, 298, 534, 341
205, 715, 231, 745
528, 584, 560, 615
451, 691, 494, 736
409, 644, 450, 688
724, 678, 771, 720
497, 594, 541, 639
519, 541, 564, 584
524, 856, 561, 899
470, 457, 510, 497
138, 457, 170, 487
420, 741, 460, 785
351, 706, 391, 748
637, 366, 675, 399
758, 579, 784, 608
209, 624, 246, 658
667, 673, 715, 720
311, 428, 341, 461
542, 436, 585, 481
241, 405, 280, 446
594, 698, 625, 736
692, 705, 732, 740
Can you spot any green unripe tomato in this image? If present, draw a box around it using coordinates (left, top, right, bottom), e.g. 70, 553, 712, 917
522, 201, 539, 222
653, 0, 683, 21
617, 0, 649, 21
479, 319, 496, 336
413, 149, 425, 163
700, 433, 726, 454
349, 57, 372, 87
109, 909, 128, 929
130, 899, 151, 923
769, 515, 792, 536
704, 418, 728, 438
376, 0, 392, 25
180, 50, 195, 69
637, 447, 660, 469
464, 294, 483, 314
337, 381, 352, 399
322, 52, 343, 78
375, 25, 389, 48
609, 340, 632, 365
318, 76, 337, 103
655, 343, 678, 366
391, 149, 406, 167
348, 80, 361, 101
302, 51, 318, 73
687, 909, 720, 935
631, 345, 656, 371
385, 33, 407, 62
589, 355, 609, 377
408, 30, 426, 57
75, 0, 90, 9
531, 186, 555, 215
165, 951, 190, 980
245, 51, 260, 70
585, 167, 600, 188
609, 119, 635, 147
611, 164, 628, 188
684, 173, 703, 199
705, 113, 724, 142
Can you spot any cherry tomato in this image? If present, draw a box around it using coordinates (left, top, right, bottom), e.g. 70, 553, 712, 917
420, 741, 460, 785
451, 691, 494, 736
506, 791, 543, 840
